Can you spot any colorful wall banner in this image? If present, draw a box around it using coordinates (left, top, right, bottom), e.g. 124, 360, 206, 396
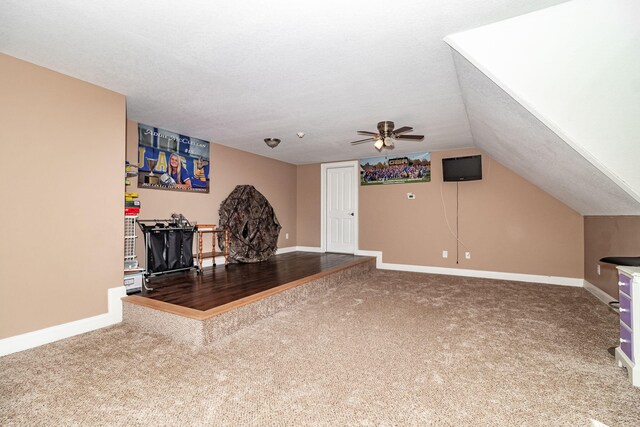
137, 123, 210, 193
360, 152, 431, 185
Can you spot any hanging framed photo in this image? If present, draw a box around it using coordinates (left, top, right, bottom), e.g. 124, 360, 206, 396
137, 123, 210, 193
360, 152, 431, 186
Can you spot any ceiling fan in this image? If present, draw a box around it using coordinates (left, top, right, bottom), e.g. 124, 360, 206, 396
350, 121, 424, 151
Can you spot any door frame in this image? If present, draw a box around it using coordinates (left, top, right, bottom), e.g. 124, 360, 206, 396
320, 160, 359, 253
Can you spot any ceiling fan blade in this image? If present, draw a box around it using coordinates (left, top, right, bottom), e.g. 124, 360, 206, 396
357, 131, 378, 136
395, 134, 424, 140
350, 137, 375, 145
393, 126, 413, 135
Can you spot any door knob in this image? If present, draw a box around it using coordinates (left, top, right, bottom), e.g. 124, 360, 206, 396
349, 212, 354, 216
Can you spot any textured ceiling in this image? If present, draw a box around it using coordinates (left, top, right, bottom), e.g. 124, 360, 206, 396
451, 51, 640, 215
445, 0, 640, 215
0, 0, 568, 164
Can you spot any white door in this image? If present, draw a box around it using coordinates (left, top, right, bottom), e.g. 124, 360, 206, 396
326, 165, 356, 253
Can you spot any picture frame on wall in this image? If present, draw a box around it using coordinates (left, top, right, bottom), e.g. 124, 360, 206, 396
137, 123, 211, 193
360, 152, 431, 186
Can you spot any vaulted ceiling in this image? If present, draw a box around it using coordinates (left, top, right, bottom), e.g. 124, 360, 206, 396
2, 0, 638, 214
446, 0, 640, 214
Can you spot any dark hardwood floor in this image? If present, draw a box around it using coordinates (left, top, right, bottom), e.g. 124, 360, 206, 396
130, 252, 371, 312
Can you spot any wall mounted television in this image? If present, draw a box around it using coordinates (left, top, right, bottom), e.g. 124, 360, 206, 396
442, 155, 482, 182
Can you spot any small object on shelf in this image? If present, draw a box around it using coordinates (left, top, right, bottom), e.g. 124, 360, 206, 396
125, 162, 138, 186
195, 224, 229, 272
124, 190, 141, 216
124, 271, 143, 294
124, 215, 139, 270
125, 161, 138, 176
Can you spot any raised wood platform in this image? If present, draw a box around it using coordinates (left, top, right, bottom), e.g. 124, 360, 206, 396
122, 252, 375, 346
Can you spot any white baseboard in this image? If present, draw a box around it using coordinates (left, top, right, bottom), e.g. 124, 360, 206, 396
354, 249, 380, 258
3, 249, 586, 357
294, 246, 325, 253
0, 286, 126, 357
218, 246, 583, 287
199, 246, 300, 268
583, 280, 617, 308
355, 249, 583, 287
276, 246, 299, 254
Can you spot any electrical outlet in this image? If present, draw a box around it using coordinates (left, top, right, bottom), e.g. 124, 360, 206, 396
465, 252, 471, 259
285, 233, 289, 240
596, 264, 600, 275
442, 250, 448, 258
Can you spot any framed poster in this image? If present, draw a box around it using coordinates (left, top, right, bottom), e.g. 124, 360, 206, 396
137, 123, 210, 193
360, 152, 431, 186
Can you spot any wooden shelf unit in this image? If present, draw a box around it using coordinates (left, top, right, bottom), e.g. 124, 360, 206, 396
196, 224, 229, 271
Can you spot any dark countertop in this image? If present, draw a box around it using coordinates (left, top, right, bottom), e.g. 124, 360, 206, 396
599, 256, 640, 267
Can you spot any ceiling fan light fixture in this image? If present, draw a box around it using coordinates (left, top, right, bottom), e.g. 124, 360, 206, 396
264, 138, 281, 148
349, 121, 424, 149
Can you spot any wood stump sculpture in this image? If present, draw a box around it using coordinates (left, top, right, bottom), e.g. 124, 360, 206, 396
218, 185, 281, 263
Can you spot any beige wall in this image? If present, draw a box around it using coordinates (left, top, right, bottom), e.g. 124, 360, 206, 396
297, 148, 584, 278
126, 121, 297, 261
0, 54, 125, 339
296, 164, 321, 247
0, 55, 586, 340
362, 149, 583, 277
584, 216, 640, 297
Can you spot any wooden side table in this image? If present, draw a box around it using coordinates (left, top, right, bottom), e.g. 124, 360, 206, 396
195, 224, 229, 272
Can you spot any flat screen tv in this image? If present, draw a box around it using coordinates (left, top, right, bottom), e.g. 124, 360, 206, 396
442, 155, 482, 182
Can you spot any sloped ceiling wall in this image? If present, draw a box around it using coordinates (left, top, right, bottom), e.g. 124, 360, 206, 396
450, 52, 640, 215
445, 0, 640, 215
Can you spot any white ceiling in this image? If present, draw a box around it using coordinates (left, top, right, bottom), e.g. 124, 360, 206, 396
451, 51, 640, 215
445, 0, 640, 214
0, 0, 568, 165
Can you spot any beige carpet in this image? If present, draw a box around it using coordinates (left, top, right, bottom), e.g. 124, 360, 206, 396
1, 270, 639, 426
